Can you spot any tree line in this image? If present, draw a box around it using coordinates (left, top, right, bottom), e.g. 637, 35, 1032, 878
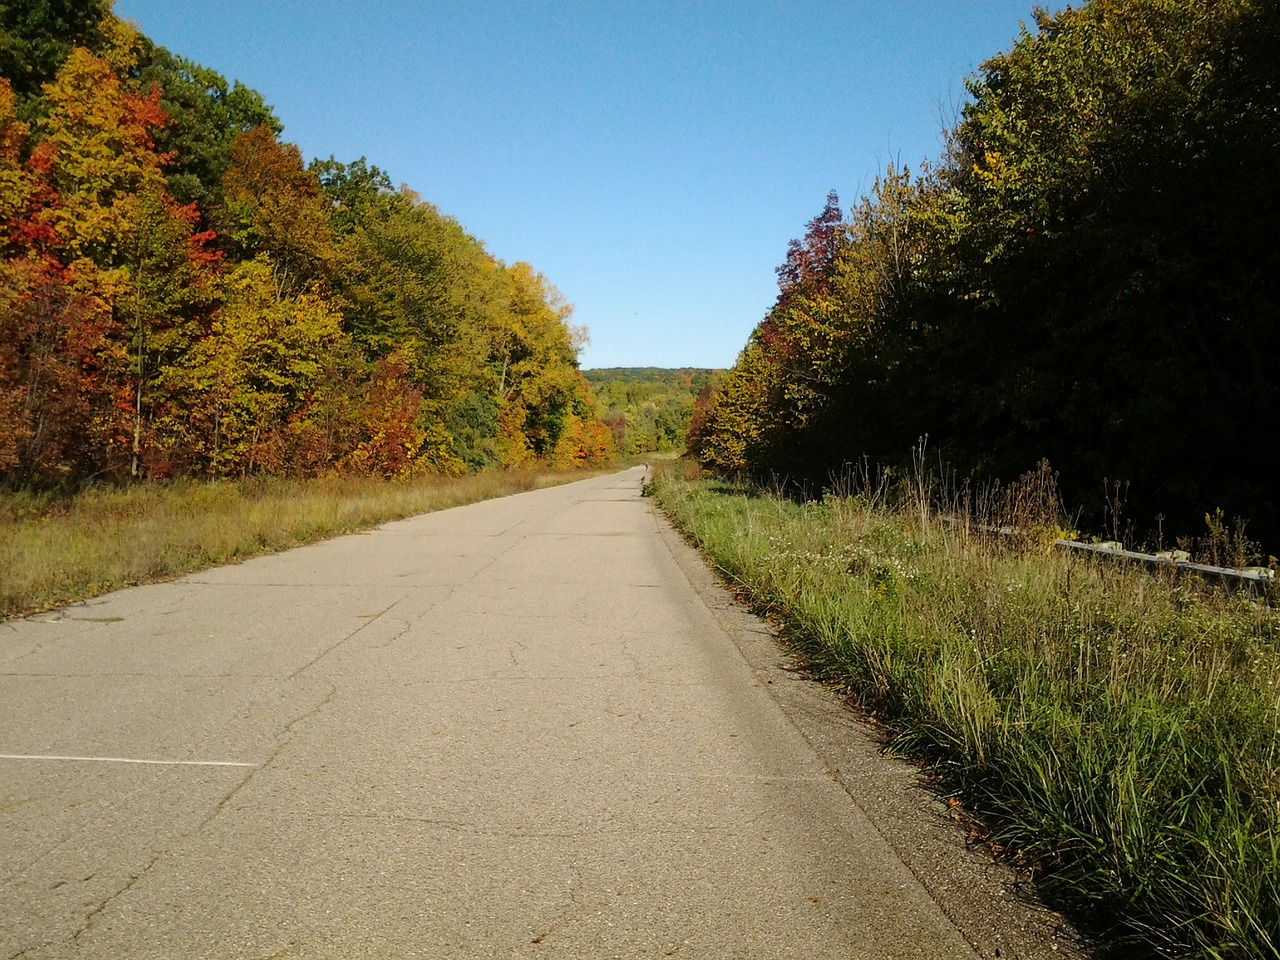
586, 368, 720, 458
0, 2, 616, 489
690, 0, 1279, 549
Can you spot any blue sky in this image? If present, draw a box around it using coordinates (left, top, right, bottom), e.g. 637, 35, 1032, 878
113, 1, 1044, 370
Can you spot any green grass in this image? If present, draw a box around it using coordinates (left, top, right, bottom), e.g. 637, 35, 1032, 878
1, 469, 601, 619
650, 463, 1280, 959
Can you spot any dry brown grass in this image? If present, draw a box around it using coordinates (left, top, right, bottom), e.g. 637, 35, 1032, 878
1, 469, 601, 619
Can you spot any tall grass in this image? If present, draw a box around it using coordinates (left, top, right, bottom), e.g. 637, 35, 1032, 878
1, 469, 596, 619
650, 461, 1280, 959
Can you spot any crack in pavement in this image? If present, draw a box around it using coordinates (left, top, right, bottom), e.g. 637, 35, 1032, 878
529, 860, 583, 946
499, 635, 530, 675
2, 590, 195, 669
69, 851, 166, 949
343, 674, 716, 686
2, 758, 244, 880
368, 617, 414, 651
1, 628, 78, 669
615, 636, 647, 680
54, 682, 339, 951
287, 600, 406, 678
284, 520, 543, 681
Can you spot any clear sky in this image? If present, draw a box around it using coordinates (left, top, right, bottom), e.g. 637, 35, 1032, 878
112, 1, 1043, 370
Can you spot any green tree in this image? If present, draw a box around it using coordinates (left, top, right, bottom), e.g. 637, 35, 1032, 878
137, 45, 281, 217
926, 0, 1280, 538
311, 155, 400, 236
699, 0, 1280, 547
0, 0, 110, 108
586, 368, 718, 456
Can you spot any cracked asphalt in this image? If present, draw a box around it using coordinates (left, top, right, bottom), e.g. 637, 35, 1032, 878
1, 467, 1084, 959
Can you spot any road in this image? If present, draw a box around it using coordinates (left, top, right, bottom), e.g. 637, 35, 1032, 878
2, 467, 1077, 959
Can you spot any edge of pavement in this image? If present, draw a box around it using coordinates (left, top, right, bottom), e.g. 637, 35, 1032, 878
640, 466, 1095, 960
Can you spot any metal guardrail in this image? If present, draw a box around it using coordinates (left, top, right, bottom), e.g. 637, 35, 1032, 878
1054, 538, 1276, 595
943, 518, 1277, 599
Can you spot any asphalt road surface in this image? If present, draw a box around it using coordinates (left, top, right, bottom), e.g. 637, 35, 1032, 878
2, 467, 1081, 959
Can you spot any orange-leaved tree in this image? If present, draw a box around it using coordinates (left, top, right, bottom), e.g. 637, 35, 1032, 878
26, 40, 220, 478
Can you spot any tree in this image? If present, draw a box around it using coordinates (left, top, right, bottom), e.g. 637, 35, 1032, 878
0, 0, 110, 107
156, 257, 345, 476
34, 45, 220, 478
552, 414, 617, 469
0, 77, 42, 251
491, 262, 582, 458
587, 368, 719, 456
115, 187, 219, 475
285, 349, 437, 478
696, 0, 1280, 546
310, 155, 401, 236
0, 256, 118, 484
137, 45, 281, 217
338, 352, 439, 476
2, 9, 609, 486
219, 125, 334, 297
35, 45, 169, 265
690, 339, 785, 475
926, 0, 1280, 538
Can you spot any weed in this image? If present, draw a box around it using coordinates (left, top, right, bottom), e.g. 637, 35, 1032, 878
1185, 508, 1262, 570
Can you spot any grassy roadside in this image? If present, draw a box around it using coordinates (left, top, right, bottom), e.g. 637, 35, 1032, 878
1, 469, 605, 619
648, 462, 1280, 959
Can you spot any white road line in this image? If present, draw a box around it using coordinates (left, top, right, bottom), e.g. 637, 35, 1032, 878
0, 753, 255, 767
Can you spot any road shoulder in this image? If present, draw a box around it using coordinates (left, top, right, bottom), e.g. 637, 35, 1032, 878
648, 491, 1094, 960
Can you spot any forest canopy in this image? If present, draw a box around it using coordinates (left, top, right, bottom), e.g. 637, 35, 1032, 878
0, 3, 615, 488
689, 0, 1280, 549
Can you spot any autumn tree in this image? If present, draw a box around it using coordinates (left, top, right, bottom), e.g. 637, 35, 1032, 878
0, 256, 116, 483
489, 262, 584, 461
137, 45, 281, 217
35, 42, 167, 264
552, 410, 617, 469
1, 7, 609, 487
331, 352, 437, 477
219, 125, 335, 297
33, 41, 220, 478
571, 368, 720, 457
155, 257, 344, 476
0, 75, 37, 249
689, 338, 786, 475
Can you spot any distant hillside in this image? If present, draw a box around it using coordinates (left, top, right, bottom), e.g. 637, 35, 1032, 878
583, 368, 724, 456
584, 368, 721, 388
